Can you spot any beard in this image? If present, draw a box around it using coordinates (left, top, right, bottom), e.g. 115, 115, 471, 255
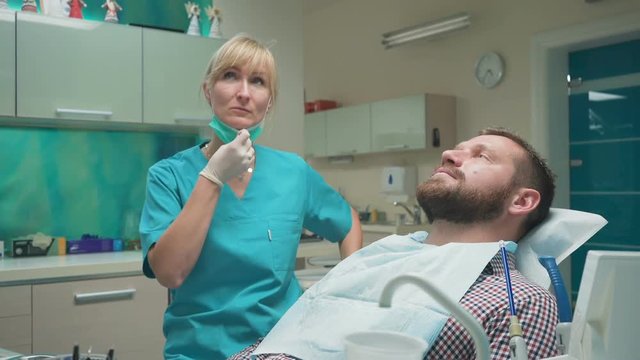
416, 175, 514, 224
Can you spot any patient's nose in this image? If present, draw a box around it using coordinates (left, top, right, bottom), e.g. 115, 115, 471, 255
441, 149, 464, 166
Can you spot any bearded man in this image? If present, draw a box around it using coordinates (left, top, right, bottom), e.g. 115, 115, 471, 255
229, 128, 559, 360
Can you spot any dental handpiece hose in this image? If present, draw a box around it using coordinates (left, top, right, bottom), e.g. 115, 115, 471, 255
499, 241, 529, 360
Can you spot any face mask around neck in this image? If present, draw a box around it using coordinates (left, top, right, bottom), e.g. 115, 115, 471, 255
209, 115, 264, 144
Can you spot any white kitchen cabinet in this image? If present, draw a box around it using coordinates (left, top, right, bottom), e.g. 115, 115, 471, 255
16, 12, 142, 123
32, 275, 166, 360
325, 104, 371, 156
143, 28, 224, 125
0, 285, 32, 354
303, 111, 327, 157
370, 94, 456, 152
0, 10, 15, 117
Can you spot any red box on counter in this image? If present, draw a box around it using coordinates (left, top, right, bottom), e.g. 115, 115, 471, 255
304, 102, 315, 114
313, 100, 339, 112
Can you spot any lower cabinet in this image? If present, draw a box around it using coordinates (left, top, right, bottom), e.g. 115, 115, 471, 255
32, 275, 166, 360
0, 285, 32, 354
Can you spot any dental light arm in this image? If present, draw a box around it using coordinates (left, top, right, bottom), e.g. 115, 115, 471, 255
378, 274, 490, 360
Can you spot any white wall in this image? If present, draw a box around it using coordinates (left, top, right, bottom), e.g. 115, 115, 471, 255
214, 0, 304, 154
304, 0, 640, 217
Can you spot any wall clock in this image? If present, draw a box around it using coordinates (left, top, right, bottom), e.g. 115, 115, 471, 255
474, 52, 505, 89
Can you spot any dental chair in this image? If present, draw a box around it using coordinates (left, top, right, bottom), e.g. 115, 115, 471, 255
374, 208, 614, 360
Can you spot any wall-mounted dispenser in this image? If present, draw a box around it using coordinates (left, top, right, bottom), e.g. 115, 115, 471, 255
380, 166, 417, 203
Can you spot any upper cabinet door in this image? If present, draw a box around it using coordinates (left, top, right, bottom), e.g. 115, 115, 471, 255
16, 13, 142, 123
371, 95, 426, 152
143, 29, 224, 125
371, 94, 457, 152
304, 112, 327, 157
0, 10, 15, 117
325, 104, 371, 156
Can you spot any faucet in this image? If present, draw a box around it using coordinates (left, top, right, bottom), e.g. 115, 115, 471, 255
379, 274, 490, 360
393, 201, 422, 225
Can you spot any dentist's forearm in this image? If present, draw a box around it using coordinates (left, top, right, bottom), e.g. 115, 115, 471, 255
339, 208, 363, 259
148, 177, 221, 289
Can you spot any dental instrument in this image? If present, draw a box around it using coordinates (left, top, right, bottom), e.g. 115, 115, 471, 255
379, 274, 490, 360
499, 240, 529, 360
539, 256, 572, 355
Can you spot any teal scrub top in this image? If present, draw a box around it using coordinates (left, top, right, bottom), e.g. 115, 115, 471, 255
139, 144, 352, 360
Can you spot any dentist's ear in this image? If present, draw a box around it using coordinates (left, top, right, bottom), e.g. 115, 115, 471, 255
202, 83, 212, 106
266, 98, 272, 112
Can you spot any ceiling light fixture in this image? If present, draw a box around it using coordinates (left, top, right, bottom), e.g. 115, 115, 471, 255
381, 12, 471, 49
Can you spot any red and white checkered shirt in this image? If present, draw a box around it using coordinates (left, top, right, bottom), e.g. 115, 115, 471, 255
228, 252, 559, 360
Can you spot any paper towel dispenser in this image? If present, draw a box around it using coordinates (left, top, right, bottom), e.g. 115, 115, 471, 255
381, 166, 417, 202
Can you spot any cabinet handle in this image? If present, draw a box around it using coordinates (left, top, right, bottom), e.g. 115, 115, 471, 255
74, 288, 136, 305
56, 108, 113, 117
174, 117, 210, 126
383, 144, 409, 150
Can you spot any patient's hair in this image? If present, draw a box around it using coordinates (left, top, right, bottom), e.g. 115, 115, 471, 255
479, 127, 556, 234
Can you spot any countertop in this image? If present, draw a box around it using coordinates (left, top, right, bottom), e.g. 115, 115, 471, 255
0, 243, 347, 286
0, 226, 427, 287
0, 251, 143, 286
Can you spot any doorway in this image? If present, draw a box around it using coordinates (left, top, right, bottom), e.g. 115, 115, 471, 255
531, 11, 640, 295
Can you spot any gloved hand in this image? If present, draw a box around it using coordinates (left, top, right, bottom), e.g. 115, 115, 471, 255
200, 129, 255, 187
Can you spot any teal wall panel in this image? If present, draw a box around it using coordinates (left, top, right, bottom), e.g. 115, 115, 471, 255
569, 38, 640, 299
570, 141, 640, 192
1, 1, 218, 242
0, 128, 196, 240
569, 38, 640, 81
569, 86, 640, 142
6, 0, 218, 36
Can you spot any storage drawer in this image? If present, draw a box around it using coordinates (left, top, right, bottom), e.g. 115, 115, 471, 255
0, 315, 31, 351
33, 276, 166, 360
0, 285, 31, 317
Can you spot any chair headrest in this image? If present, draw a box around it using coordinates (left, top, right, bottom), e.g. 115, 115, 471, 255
515, 208, 607, 288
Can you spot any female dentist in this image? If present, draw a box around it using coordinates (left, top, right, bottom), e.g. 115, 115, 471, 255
139, 34, 363, 360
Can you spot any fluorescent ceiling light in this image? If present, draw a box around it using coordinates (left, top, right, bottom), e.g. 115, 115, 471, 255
382, 12, 471, 49
588, 91, 627, 102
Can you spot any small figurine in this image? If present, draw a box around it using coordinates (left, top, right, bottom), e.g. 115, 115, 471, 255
68, 0, 86, 19
101, 0, 122, 23
0, 0, 9, 10
185, 1, 201, 36
40, 0, 66, 17
205, 5, 222, 39
21, 0, 37, 12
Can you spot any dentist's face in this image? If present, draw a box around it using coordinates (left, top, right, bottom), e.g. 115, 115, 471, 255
205, 64, 271, 129
417, 135, 523, 224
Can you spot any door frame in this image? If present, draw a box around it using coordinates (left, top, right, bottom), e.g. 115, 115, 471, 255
531, 11, 640, 207
530, 11, 640, 288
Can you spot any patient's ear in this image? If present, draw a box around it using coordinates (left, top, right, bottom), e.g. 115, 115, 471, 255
508, 188, 540, 216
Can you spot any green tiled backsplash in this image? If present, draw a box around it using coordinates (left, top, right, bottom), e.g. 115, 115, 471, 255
0, 127, 196, 240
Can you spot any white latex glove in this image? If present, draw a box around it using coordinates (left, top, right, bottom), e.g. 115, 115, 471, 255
200, 129, 255, 187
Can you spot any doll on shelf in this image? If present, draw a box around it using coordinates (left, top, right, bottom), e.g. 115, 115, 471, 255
185, 1, 201, 36
101, 0, 122, 23
68, 0, 86, 19
39, 0, 66, 16
21, 0, 37, 12
205, 5, 222, 39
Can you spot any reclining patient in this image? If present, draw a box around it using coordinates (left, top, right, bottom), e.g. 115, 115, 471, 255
230, 127, 559, 359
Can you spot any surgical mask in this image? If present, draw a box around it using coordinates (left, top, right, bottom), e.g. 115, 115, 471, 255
209, 115, 264, 144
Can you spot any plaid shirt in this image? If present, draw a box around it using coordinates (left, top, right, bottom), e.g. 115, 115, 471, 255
228, 253, 558, 360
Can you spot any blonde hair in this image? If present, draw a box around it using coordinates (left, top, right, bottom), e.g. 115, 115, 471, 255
203, 34, 278, 103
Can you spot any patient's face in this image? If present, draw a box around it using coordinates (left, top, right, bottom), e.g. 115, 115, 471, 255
417, 135, 523, 224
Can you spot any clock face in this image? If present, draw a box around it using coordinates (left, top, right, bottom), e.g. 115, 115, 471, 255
474, 52, 504, 89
